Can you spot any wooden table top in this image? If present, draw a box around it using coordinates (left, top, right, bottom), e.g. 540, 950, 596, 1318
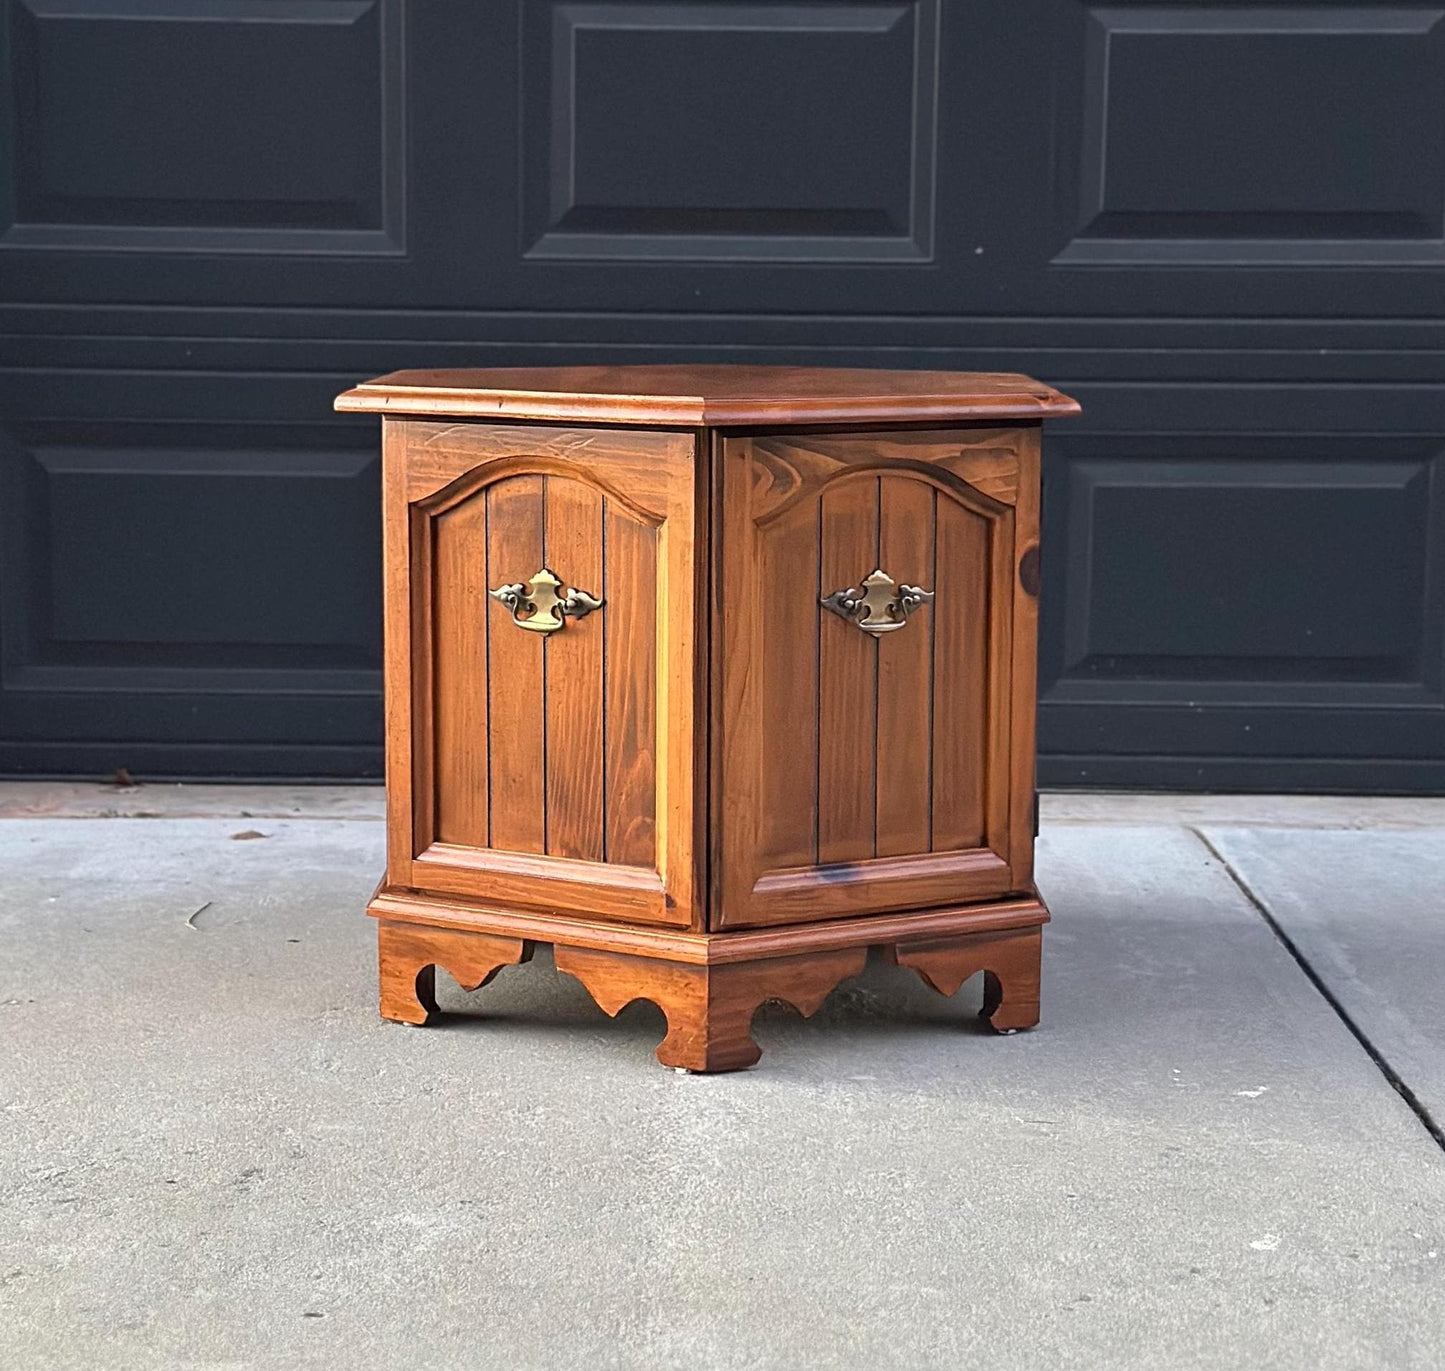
335, 364, 1080, 427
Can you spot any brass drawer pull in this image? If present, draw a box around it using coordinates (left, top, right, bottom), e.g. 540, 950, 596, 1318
489, 568, 603, 634
820, 568, 933, 636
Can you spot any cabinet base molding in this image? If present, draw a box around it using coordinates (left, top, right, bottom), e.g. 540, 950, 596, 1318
553, 944, 868, 1072
377, 919, 533, 1027
371, 887, 1047, 1070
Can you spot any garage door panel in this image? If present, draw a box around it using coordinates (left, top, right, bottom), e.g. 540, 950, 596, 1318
0, 414, 382, 772
1039, 395, 1445, 790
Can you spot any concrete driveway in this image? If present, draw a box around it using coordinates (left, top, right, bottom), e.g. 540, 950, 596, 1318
1, 784, 1442, 1369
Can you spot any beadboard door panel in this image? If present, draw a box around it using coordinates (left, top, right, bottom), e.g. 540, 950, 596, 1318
714, 428, 1040, 929
385, 419, 704, 928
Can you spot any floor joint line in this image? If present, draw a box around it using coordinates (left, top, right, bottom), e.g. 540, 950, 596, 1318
1189, 825, 1445, 1156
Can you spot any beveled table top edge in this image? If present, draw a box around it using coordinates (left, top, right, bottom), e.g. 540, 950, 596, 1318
334, 365, 1082, 426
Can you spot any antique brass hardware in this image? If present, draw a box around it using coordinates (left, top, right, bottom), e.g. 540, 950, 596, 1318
489, 568, 603, 634
820, 568, 934, 636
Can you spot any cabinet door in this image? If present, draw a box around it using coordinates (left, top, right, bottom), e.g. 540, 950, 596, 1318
382, 419, 702, 928
714, 428, 1038, 929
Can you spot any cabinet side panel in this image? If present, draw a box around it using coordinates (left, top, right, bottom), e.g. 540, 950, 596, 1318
817, 477, 880, 863
1008, 427, 1042, 886
930, 496, 990, 852
875, 477, 936, 857
382, 419, 417, 880
543, 476, 606, 862
604, 500, 658, 869
432, 489, 491, 847
485, 475, 547, 854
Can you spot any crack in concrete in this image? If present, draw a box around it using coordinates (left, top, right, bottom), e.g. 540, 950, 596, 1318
1189, 825, 1445, 1157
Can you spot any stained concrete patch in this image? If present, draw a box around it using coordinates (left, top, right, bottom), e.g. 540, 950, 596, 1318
1200, 825, 1445, 1128
0, 818, 1442, 1370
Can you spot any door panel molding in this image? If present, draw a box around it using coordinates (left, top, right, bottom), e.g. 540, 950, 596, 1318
715, 428, 1030, 929
382, 419, 702, 928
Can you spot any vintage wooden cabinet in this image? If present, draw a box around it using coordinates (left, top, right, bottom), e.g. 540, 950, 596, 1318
336, 366, 1079, 1070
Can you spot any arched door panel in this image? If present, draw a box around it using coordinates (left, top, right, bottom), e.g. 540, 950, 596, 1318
715, 428, 1033, 929
381, 419, 700, 928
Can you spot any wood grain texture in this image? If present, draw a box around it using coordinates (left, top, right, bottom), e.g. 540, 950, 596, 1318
936, 437, 1023, 505
337, 365, 1081, 427
372, 889, 1043, 1067
377, 919, 532, 1026
554, 944, 868, 1072
654, 431, 705, 931
603, 500, 658, 869
890, 925, 1042, 1033
543, 476, 605, 861
411, 844, 666, 921
1006, 427, 1043, 889
757, 492, 820, 870
380, 419, 418, 883
875, 476, 935, 858
431, 485, 490, 847
749, 848, 1012, 921
930, 495, 991, 853
715, 429, 1025, 929
394, 419, 699, 928
984, 501, 1018, 863
405, 421, 685, 515
817, 475, 878, 864
369, 883, 1049, 966
715, 435, 759, 924
484, 475, 547, 854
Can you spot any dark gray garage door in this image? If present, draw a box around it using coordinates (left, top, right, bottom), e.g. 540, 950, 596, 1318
2, 0, 1442, 790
